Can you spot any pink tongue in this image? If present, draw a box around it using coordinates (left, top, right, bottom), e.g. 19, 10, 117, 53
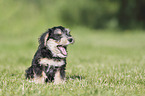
58, 46, 67, 55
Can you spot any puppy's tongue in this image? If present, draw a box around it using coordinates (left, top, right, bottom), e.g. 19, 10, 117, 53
58, 46, 67, 56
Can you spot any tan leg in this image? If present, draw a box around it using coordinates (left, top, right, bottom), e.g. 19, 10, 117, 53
33, 71, 47, 84
54, 69, 64, 84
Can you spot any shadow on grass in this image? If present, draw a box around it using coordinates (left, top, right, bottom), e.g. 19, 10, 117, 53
66, 75, 85, 80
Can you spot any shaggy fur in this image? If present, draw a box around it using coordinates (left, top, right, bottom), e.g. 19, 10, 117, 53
25, 26, 74, 84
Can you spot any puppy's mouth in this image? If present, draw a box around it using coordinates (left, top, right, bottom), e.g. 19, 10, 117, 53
57, 45, 67, 56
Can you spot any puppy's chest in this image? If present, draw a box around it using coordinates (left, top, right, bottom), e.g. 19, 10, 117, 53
39, 58, 65, 66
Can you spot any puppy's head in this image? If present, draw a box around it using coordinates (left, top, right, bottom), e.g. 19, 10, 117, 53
39, 26, 74, 58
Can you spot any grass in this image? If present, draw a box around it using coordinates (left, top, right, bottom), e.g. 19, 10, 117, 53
0, 27, 145, 96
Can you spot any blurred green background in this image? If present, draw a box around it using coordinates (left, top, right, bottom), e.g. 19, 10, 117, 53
0, 0, 145, 32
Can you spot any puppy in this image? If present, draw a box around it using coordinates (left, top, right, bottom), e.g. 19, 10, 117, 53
25, 26, 74, 84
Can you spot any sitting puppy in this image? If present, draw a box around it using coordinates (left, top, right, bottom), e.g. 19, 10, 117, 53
25, 26, 74, 84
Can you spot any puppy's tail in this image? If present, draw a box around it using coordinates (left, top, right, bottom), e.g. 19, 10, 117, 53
25, 66, 34, 79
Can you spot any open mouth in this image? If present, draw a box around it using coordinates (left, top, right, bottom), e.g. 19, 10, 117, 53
57, 45, 67, 56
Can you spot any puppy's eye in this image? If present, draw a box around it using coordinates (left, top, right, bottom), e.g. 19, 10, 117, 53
66, 31, 71, 36
54, 34, 62, 40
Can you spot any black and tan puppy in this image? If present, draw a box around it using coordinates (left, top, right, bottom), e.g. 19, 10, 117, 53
25, 26, 74, 84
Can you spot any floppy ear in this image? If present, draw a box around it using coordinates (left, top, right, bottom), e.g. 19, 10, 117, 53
39, 31, 49, 48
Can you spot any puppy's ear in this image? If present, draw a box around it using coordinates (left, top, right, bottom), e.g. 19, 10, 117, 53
44, 33, 49, 46
39, 31, 49, 48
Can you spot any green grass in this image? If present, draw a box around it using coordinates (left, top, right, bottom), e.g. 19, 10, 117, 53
0, 27, 145, 96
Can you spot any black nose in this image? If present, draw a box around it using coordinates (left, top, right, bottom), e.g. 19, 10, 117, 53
68, 38, 73, 43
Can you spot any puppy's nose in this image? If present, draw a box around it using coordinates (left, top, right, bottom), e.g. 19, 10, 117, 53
68, 38, 74, 43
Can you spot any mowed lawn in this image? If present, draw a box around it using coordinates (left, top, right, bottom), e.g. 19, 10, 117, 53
0, 28, 144, 96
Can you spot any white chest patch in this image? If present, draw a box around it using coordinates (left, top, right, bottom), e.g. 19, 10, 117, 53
39, 58, 65, 66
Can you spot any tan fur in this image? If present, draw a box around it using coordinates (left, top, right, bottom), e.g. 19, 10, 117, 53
32, 71, 47, 84
46, 39, 61, 57
54, 29, 62, 35
59, 36, 70, 45
39, 58, 64, 66
46, 35, 72, 58
54, 69, 63, 84
44, 33, 49, 46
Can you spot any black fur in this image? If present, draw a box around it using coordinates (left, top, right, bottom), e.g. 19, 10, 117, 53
25, 26, 74, 83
